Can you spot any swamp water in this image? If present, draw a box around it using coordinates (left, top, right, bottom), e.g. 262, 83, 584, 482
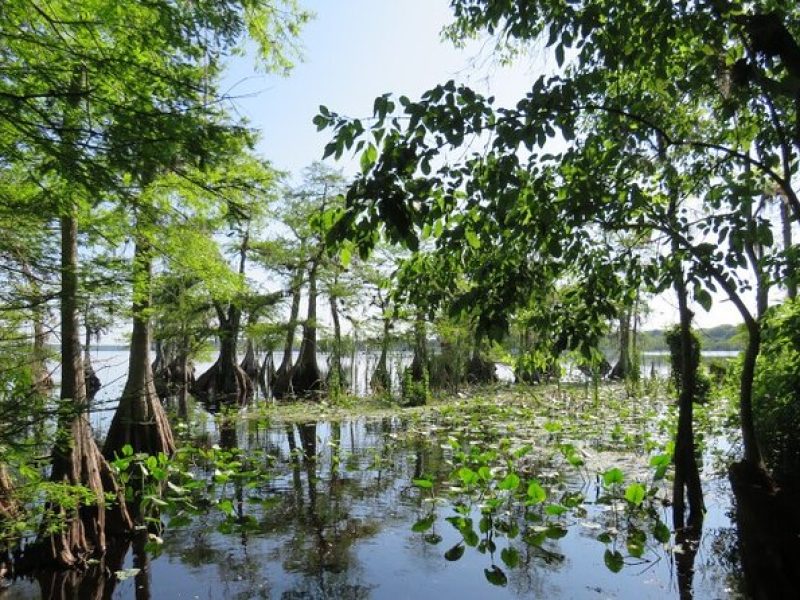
4, 352, 745, 599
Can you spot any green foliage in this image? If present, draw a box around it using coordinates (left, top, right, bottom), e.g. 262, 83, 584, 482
401, 366, 429, 407
752, 300, 800, 480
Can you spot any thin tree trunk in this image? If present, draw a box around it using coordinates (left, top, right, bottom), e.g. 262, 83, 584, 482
371, 316, 392, 393
103, 240, 175, 459
671, 263, 705, 530
240, 338, 259, 393
610, 310, 631, 380
0, 464, 17, 521
328, 291, 344, 393
83, 320, 100, 401
410, 310, 427, 381
780, 193, 796, 299
258, 350, 274, 399
273, 270, 303, 399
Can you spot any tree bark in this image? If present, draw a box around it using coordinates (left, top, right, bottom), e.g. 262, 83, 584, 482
258, 350, 274, 399
193, 305, 250, 408
609, 308, 632, 380
83, 321, 101, 401
327, 291, 345, 393
103, 240, 175, 459
410, 311, 427, 382
273, 270, 303, 399
371, 315, 392, 393
0, 464, 17, 522
466, 331, 496, 384
780, 196, 796, 299
240, 338, 260, 393
291, 261, 323, 398
671, 264, 705, 531
44, 211, 132, 567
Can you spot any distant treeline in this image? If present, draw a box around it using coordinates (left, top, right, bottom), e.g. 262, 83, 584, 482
636, 324, 744, 352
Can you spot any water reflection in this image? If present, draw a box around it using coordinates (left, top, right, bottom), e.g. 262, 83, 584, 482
5, 407, 747, 599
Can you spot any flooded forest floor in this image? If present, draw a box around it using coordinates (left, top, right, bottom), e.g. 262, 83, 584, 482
1, 380, 772, 598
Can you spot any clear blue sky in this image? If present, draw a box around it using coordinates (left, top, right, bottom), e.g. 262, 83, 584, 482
219, 0, 747, 329
221, 0, 537, 178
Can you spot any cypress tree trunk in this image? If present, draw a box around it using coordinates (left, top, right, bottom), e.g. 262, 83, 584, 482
258, 350, 274, 399
45, 211, 132, 567
193, 307, 250, 407
739, 197, 769, 471
291, 261, 323, 398
739, 324, 765, 468
103, 240, 175, 459
327, 292, 345, 393
466, 331, 496, 384
240, 338, 260, 393
194, 224, 252, 406
273, 270, 303, 399
410, 311, 428, 381
151, 339, 170, 398
610, 309, 632, 380
370, 315, 392, 393
0, 464, 16, 521
671, 265, 704, 530
83, 321, 101, 401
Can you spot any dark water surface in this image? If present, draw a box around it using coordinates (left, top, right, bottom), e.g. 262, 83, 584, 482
3, 351, 745, 599
6, 420, 742, 599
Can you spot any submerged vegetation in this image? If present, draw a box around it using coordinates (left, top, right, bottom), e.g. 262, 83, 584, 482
1, 0, 799, 598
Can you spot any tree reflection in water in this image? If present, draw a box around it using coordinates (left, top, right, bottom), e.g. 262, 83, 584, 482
6, 410, 751, 599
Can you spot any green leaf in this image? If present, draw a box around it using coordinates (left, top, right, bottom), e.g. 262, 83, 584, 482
465, 228, 480, 249
340, 246, 351, 268
444, 543, 465, 561
424, 533, 443, 545
412, 515, 435, 533
501, 547, 520, 568
413, 478, 433, 489
567, 452, 584, 467
545, 524, 568, 539
627, 528, 646, 557
498, 472, 520, 491
526, 481, 547, 505
545, 504, 567, 516
653, 521, 671, 544
602, 467, 624, 487
624, 483, 646, 506
484, 565, 508, 587
694, 287, 713, 312
458, 466, 479, 486
604, 549, 624, 573
360, 144, 377, 173
217, 499, 234, 517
